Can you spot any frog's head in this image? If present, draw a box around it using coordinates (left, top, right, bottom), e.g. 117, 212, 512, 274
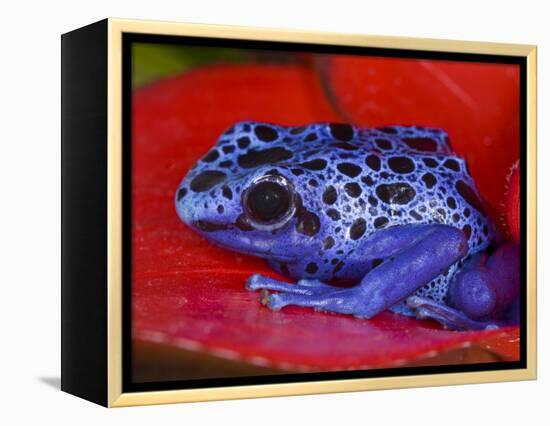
176, 165, 327, 263
175, 122, 332, 264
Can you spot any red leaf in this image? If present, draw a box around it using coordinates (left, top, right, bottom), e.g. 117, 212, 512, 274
132, 62, 519, 375
133, 271, 519, 371
506, 164, 521, 242
323, 56, 520, 222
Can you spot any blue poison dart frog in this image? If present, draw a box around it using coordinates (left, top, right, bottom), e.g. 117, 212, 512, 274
175, 121, 520, 330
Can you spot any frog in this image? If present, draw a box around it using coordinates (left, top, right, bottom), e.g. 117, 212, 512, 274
175, 121, 520, 330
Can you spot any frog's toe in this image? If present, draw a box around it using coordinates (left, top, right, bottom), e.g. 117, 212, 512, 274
265, 293, 288, 311
245, 273, 268, 291
264, 292, 325, 311
407, 296, 502, 331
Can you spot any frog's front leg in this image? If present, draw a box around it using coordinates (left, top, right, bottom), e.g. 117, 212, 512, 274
247, 225, 467, 318
406, 243, 520, 330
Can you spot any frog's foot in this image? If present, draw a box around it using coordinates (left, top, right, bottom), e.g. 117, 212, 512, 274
245, 274, 333, 294
246, 274, 365, 316
406, 296, 503, 331
266, 288, 365, 316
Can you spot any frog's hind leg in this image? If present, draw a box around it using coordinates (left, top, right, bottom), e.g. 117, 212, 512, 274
407, 296, 503, 330
407, 243, 520, 330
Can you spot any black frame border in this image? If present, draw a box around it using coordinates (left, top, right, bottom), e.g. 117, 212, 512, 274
121, 32, 528, 394
61, 19, 109, 406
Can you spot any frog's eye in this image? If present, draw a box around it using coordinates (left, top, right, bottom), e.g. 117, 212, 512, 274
243, 175, 296, 230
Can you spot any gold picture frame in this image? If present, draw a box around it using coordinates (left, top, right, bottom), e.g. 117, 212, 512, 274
61, 17, 537, 407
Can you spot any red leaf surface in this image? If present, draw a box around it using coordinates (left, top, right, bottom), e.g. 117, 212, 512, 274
506, 164, 521, 242
323, 56, 520, 221
132, 62, 519, 376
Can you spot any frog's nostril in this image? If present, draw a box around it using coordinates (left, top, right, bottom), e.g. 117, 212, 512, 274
175, 187, 196, 225
176, 186, 188, 201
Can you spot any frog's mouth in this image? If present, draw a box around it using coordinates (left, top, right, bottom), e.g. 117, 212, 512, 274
218, 241, 297, 263
192, 220, 296, 262
193, 220, 231, 232
242, 248, 296, 262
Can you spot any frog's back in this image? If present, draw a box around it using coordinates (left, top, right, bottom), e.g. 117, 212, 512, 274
241, 122, 493, 254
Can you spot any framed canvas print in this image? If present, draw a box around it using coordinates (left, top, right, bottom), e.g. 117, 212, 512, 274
61, 18, 537, 407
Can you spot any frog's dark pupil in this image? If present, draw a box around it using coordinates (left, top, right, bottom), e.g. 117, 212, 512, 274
246, 181, 291, 223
